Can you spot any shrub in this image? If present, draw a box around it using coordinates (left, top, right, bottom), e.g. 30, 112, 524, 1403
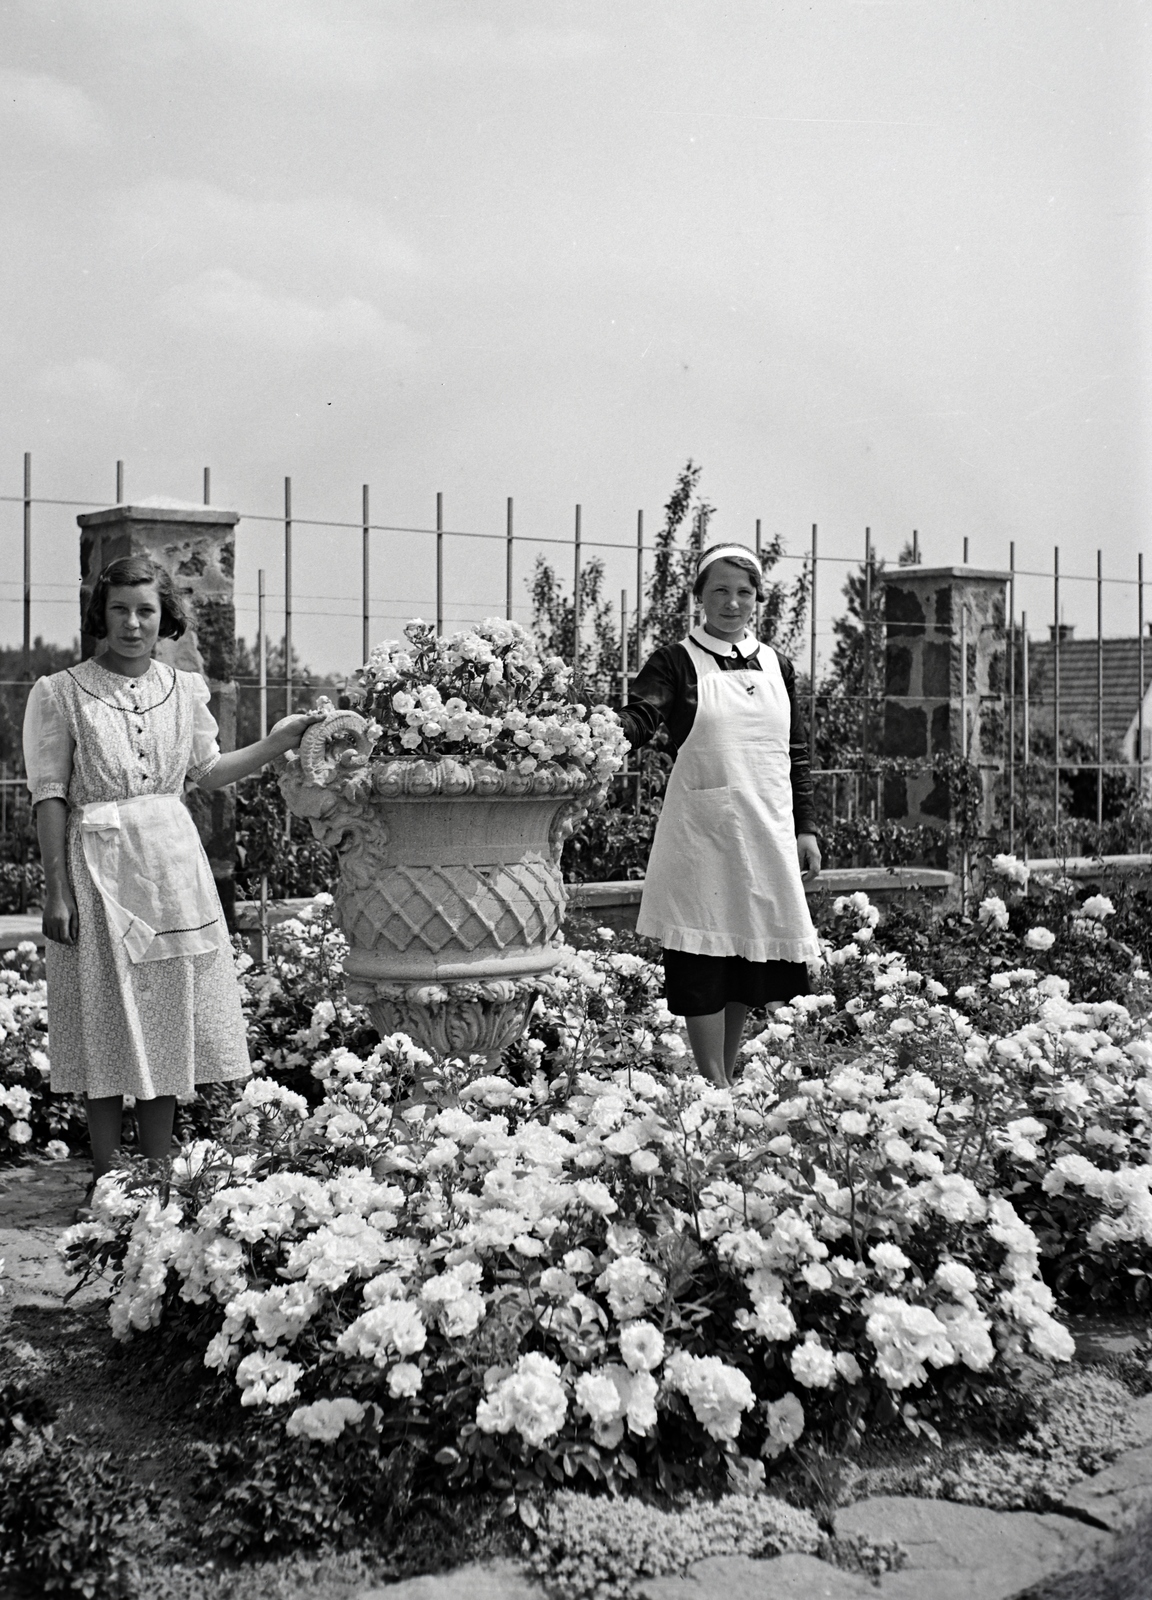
0, 1386, 151, 1599
0, 940, 85, 1165
528, 1490, 821, 1600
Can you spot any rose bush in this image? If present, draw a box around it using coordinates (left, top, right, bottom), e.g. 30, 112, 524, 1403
57, 884, 1152, 1510
0, 941, 82, 1165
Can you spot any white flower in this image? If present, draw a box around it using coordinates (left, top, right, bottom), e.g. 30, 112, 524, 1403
44, 1139, 70, 1161
663, 1351, 755, 1441
762, 1393, 805, 1458
1024, 927, 1056, 951
285, 1397, 365, 1440
991, 853, 1030, 885
7, 1121, 31, 1145
235, 1349, 304, 1407
388, 1362, 423, 1399
575, 1370, 624, 1425
618, 1321, 665, 1372
475, 1352, 568, 1447
789, 1336, 838, 1389
868, 1243, 912, 1282
336, 1301, 427, 1364
978, 896, 1010, 931
746, 1297, 797, 1342
1080, 895, 1115, 920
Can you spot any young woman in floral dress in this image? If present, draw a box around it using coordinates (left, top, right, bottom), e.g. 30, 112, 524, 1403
23, 556, 322, 1202
618, 544, 822, 1087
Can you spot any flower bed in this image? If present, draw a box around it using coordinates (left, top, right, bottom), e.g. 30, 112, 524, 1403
54, 885, 1152, 1529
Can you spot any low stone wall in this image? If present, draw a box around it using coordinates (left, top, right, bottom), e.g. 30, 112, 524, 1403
2, 857, 1145, 952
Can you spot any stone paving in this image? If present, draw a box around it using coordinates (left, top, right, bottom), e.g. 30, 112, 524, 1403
3, 1159, 1151, 1600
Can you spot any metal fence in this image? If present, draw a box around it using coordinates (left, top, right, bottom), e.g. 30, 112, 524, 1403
2, 451, 1150, 868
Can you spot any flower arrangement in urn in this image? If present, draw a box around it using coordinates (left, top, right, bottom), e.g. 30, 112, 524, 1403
346, 616, 628, 783
279, 620, 630, 1060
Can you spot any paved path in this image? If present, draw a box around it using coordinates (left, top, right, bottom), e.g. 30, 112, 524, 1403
3, 1159, 1151, 1600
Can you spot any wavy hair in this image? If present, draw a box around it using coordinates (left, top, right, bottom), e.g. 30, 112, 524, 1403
83, 556, 188, 641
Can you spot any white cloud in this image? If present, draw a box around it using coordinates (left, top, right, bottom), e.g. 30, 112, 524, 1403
117, 180, 419, 281
160, 268, 418, 355
37, 359, 134, 406
67, 0, 607, 87
0, 67, 104, 146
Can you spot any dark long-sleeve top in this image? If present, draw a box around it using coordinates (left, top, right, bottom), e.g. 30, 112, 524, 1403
617, 633, 817, 837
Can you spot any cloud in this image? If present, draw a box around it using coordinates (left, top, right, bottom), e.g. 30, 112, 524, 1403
160, 268, 418, 355
36, 359, 135, 406
118, 180, 419, 282
68, 0, 608, 87
0, 67, 104, 146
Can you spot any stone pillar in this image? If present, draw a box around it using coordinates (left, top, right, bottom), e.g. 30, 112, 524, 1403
881, 565, 1009, 858
76, 505, 240, 927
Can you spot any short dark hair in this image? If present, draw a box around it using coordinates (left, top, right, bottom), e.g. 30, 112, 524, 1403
692, 545, 764, 601
83, 556, 188, 641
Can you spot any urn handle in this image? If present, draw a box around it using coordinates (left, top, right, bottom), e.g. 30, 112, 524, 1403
297, 710, 377, 787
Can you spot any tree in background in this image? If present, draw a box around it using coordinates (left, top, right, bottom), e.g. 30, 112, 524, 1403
528, 555, 623, 706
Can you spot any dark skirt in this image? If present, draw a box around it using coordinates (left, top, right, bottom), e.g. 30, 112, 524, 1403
662, 948, 810, 1018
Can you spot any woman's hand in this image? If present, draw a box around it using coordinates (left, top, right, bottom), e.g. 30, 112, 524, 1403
265, 711, 328, 756
43, 884, 79, 945
797, 832, 822, 882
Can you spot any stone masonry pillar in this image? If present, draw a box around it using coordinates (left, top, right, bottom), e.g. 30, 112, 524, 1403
76, 504, 240, 928
881, 565, 1009, 861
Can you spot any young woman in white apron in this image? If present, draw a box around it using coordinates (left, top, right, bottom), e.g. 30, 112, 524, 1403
23, 556, 323, 1203
619, 544, 821, 1086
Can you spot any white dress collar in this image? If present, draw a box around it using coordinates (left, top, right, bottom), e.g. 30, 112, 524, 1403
688, 625, 761, 660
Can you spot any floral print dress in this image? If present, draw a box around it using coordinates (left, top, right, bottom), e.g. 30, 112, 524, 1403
23, 658, 250, 1099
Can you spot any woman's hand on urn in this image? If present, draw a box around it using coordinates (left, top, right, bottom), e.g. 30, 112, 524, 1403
797, 832, 821, 881
43, 885, 79, 945
267, 711, 327, 756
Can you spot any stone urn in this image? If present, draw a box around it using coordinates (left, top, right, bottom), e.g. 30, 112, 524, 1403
279, 728, 601, 1057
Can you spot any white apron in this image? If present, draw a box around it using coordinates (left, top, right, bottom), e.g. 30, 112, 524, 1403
78, 792, 230, 964
637, 638, 819, 962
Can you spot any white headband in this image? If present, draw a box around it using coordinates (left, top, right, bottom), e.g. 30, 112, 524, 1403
697, 544, 761, 576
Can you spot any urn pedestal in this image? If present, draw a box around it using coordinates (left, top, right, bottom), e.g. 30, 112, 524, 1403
280, 756, 597, 1058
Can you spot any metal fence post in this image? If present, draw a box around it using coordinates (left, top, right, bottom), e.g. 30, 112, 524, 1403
362, 484, 370, 666
1053, 546, 1060, 836
284, 477, 293, 716
755, 517, 762, 635
1008, 540, 1016, 852
1096, 549, 1104, 828
116, 459, 124, 503
22, 452, 31, 680
573, 504, 583, 679
203, 466, 211, 506
1139, 553, 1146, 851
505, 498, 514, 621
862, 527, 872, 819
809, 523, 818, 771
635, 510, 644, 664
436, 492, 444, 634
619, 589, 628, 708
1021, 611, 1030, 860
258, 568, 269, 962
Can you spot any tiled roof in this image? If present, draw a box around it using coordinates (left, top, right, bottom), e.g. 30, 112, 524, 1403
1024, 637, 1152, 741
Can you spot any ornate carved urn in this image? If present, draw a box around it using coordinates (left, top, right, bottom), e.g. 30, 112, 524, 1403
280, 735, 599, 1058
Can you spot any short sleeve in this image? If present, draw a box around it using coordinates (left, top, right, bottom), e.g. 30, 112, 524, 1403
23, 676, 74, 806
185, 673, 221, 783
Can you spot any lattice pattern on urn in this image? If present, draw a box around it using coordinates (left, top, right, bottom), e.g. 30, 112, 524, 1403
340, 859, 564, 955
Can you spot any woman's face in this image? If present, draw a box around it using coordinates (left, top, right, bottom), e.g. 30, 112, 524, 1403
699, 560, 758, 639
104, 583, 162, 663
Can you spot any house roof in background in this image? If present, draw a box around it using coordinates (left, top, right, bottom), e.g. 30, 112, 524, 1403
1025, 637, 1152, 742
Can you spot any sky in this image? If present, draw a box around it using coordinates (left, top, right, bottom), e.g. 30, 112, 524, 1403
1, 0, 1149, 677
